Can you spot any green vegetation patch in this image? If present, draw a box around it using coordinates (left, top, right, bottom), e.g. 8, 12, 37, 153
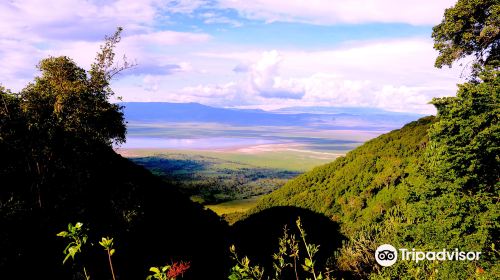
127, 151, 303, 206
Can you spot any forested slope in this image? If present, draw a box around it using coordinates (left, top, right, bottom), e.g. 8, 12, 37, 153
245, 112, 498, 279
251, 116, 433, 234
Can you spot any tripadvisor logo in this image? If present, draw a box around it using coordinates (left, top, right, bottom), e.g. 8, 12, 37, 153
375, 244, 482, 267
375, 244, 398, 267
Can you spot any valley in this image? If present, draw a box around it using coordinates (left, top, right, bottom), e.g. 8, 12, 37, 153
115, 103, 418, 221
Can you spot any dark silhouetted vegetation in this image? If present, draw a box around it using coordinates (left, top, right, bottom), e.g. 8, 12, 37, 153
230, 207, 346, 279
0, 28, 229, 279
229, 217, 336, 280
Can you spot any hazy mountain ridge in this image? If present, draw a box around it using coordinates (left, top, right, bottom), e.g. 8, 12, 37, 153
121, 102, 424, 130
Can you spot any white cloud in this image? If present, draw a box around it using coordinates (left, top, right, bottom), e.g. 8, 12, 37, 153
200, 12, 243, 27
164, 0, 209, 14
0, 0, 160, 41
183, 39, 463, 114
124, 31, 211, 46
0, 25, 210, 90
248, 50, 304, 99
182, 50, 305, 101
218, 0, 456, 25
298, 74, 452, 113
0, 0, 213, 91
0, 1, 464, 114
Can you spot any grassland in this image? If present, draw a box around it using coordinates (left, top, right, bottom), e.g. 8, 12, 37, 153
122, 149, 316, 201
118, 147, 342, 221
205, 196, 261, 215
119, 146, 342, 172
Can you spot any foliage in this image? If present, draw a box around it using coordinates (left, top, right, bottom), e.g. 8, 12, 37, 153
89, 27, 135, 97
0, 27, 129, 211
147, 261, 191, 280
57, 222, 190, 280
272, 225, 299, 279
427, 72, 499, 192
296, 218, 324, 280
251, 117, 433, 235
148, 265, 172, 280
99, 237, 115, 255
432, 0, 500, 72
0, 29, 229, 279
229, 218, 333, 280
56, 222, 89, 264
247, 4, 500, 274
130, 153, 300, 205
229, 244, 265, 280
248, 113, 498, 278
1, 1, 498, 279
99, 237, 117, 280
56, 222, 91, 279
239, 7, 500, 275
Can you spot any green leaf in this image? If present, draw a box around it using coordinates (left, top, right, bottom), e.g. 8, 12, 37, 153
68, 246, 79, 258
62, 253, 71, 264
149, 267, 161, 274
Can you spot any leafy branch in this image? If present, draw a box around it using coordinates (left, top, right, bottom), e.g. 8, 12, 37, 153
99, 237, 117, 280
229, 218, 332, 280
56, 222, 90, 280
229, 244, 265, 280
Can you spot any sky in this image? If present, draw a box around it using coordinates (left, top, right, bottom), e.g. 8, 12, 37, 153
0, 0, 465, 114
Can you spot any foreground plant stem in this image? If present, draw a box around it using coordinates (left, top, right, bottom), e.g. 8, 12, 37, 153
107, 248, 116, 280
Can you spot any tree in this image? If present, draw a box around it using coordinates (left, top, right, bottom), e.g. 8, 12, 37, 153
428, 0, 500, 193
21, 27, 128, 149
427, 74, 500, 192
432, 0, 500, 74
0, 27, 130, 209
409, 0, 500, 277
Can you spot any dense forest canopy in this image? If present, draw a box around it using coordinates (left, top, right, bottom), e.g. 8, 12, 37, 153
433, 0, 500, 71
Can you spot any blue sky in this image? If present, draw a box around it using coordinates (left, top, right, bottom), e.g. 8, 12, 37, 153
0, 0, 463, 114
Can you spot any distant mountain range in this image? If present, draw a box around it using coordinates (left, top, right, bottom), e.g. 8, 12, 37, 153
121, 102, 425, 130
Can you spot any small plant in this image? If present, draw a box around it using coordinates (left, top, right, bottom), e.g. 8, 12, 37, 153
296, 217, 323, 280
57, 222, 192, 280
229, 244, 265, 280
272, 225, 300, 279
56, 222, 90, 279
99, 237, 117, 280
147, 261, 191, 280
229, 218, 332, 280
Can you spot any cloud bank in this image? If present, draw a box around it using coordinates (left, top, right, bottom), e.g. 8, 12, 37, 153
218, 0, 457, 25
0, 0, 463, 114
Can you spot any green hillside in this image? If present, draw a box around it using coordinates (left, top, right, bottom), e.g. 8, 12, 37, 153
244, 113, 498, 279
251, 116, 433, 234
